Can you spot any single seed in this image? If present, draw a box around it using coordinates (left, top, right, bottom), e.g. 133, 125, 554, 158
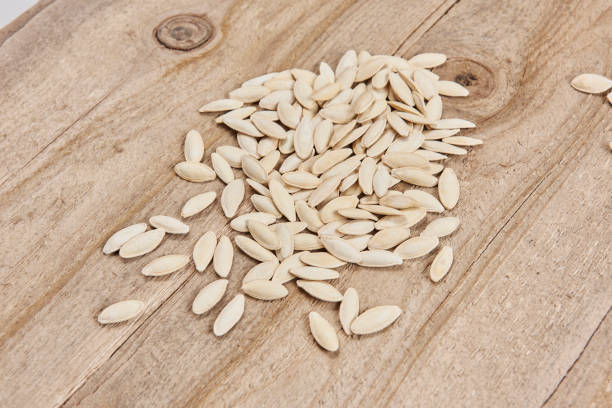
142, 254, 189, 276
184, 130, 204, 162
193, 231, 216, 272
297, 280, 343, 302
119, 229, 165, 258
357, 250, 402, 267
300, 252, 346, 268
320, 235, 362, 263
174, 161, 216, 182
192, 279, 228, 315
149, 215, 189, 234
230, 212, 276, 232
570, 73, 612, 94
247, 219, 281, 250
269, 179, 296, 221
103, 223, 147, 254
430, 246, 453, 282
291, 266, 339, 280
199, 99, 243, 112
181, 192, 216, 218
438, 168, 459, 209
394, 236, 439, 259
309, 311, 339, 352
213, 294, 245, 336
242, 261, 278, 284
98, 300, 145, 324
351, 305, 402, 335
221, 179, 245, 218
213, 236, 233, 278
242, 280, 288, 300
368, 227, 411, 250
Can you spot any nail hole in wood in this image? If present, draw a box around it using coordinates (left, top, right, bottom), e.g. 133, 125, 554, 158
155, 14, 214, 51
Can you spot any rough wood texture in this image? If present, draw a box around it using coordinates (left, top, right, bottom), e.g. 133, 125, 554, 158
0, 0, 610, 407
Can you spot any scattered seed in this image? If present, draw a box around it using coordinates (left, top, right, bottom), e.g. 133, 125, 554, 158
438, 168, 459, 209
570, 73, 612, 94
103, 223, 147, 254
351, 305, 402, 335
213, 294, 245, 336
394, 236, 439, 259
119, 229, 165, 258
309, 311, 339, 351
98, 300, 145, 324
142, 254, 189, 276
174, 161, 216, 182
297, 280, 343, 302
430, 246, 453, 282
213, 236, 233, 277
221, 179, 245, 218
181, 192, 217, 218
242, 280, 288, 300
193, 231, 216, 272
192, 279, 228, 315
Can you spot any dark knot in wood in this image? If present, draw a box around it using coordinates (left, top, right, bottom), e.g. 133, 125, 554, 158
155, 14, 213, 51
434, 58, 494, 99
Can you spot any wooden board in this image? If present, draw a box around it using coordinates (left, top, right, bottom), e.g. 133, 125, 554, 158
0, 0, 610, 406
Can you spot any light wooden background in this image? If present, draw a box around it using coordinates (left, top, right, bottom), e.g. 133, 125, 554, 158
0, 0, 610, 407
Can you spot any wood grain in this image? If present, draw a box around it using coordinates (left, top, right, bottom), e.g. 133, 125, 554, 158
0, 0, 610, 407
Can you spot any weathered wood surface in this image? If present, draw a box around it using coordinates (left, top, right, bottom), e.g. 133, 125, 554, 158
0, 0, 610, 407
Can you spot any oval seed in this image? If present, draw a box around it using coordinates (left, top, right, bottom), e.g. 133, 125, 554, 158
192, 279, 228, 315
309, 311, 339, 352
98, 300, 145, 325
351, 305, 402, 335
142, 254, 189, 276
213, 294, 245, 336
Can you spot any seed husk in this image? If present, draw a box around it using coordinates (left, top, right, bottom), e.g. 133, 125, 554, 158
213, 236, 233, 277
403, 190, 444, 213
174, 161, 216, 182
235, 235, 277, 262
210, 152, 235, 184
213, 294, 245, 336
375, 208, 426, 230
290, 266, 339, 280
320, 235, 362, 263
430, 246, 453, 282
192, 279, 228, 315
277, 100, 301, 129
119, 229, 165, 258
269, 178, 296, 221
149, 215, 189, 234
337, 208, 377, 221
297, 280, 343, 302
421, 216, 460, 238
300, 252, 346, 268
193, 231, 216, 272
275, 223, 294, 261
230, 212, 276, 232
247, 219, 281, 250
368, 227, 411, 250
309, 311, 339, 352
241, 155, 268, 183
430, 118, 476, 129
442, 136, 483, 146
358, 204, 403, 216
242, 261, 278, 284
339, 288, 359, 335
98, 300, 145, 324
422, 140, 467, 155
251, 194, 283, 217
103, 223, 147, 254
320, 195, 359, 223
570, 73, 612, 94
221, 179, 245, 218
392, 167, 438, 187
242, 280, 288, 300
351, 305, 402, 335
223, 117, 263, 137
142, 254, 189, 276
181, 192, 217, 218
373, 165, 390, 197
282, 171, 321, 189
184, 130, 205, 162
394, 235, 439, 259
294, 233, 323, 250
272, 251, 306, 283
199, 98, 243, 112
308, 175, 342, 207
215, 106, 257, 124
216, 146, 248, 168
438, 168, 459, 209
337, 220, 375, 235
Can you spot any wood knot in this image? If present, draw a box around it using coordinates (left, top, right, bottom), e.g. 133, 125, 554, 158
155, 14, 214, 51
434, 58, 494, 99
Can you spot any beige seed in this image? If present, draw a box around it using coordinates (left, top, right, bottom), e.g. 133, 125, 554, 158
149, 215, 189, 234
221, 179, 245, 218
230, 212, 276, 232
312, 148, 352, 175
142, 254, 189, 276
259, 89, 294, 110
403, 190, 444, 213
380, 194, 418, 209
352, 89, 375, 114
235, 235, 277, 262
308, 175, 342, 207
435, 80, 469, 97
392, 167, 438, 187
421, 216, 460, 238
184, 130, 204, 162
282, 171, 321, 189
430, 118, 476, 129
269, 179, 296, 221
210, 153, 235, 184
272, 252, 306, 283
366, 129, 395, 157
351, 305, 402, 335
242, 261, 278, 284
336, 49, 358, 76
394, 235, 439, 259
223, 117, 263, 137
199, 98, 243, 112
409, 52, 446, 68
438, 168, 459, 209
357, 250, 402, 267
309, 311, 339, 352
425, 94, 443, 121
333, 123, 371, 149
373, 165, 390, 197
414, 149, 448, 161
337, 208, 377, 221
213, 236, 233, 278
229, 85, 270, 103
279, 152, 303, 173
260, 150, 280, 174
294, 233, 323, 250
422, 140, 467, 155
423, 129, 460, 140
98, 300, 145, 324
119, 229, 165, 258
368, 227, 411, 250
330, 120, 357, 146
277, 100, 300, 129
291, 266, 339, 280
251, 194, 282, 217
242, 280, 288, 300
355, 58, 385, 82
320, 235, 362, 263
320, 195, 359, 223
192, 279, 228, 315
213, 294, 245, 337
292, 69, 317, 85
430, 246, 453, 282
257, 137, 278, 156
275, 223, 294, 260
314, 119, 333, 154
216, 146, 248, 167
297, 280, 343, 302
337, 288, 359, 336
358, 157, 376, 195
338, 220, 375, 235
294, 79, 317, 110
215, 106, 257, 124
251, 116, 286, 140
247, 219, 281, 250
238, 134, 258, 157
340, 173, 358, 192
318, 221, 344, 237
570, 73, 612, 94
358, 204, 403, 216
413, 70, 436, 100
357, 99, 387, 122
442, 136, 483, 146
241, 155, 267, 183
361, 116, 387, 148
295, 200, 324, 232
181, 191, 216, 218
300, 252, 346, 269
174, 161, 216, 182
346, 235, 371, 251
103, 223, 147, 254
311, 82, 341, 101
193, 231, 216, 272
323, 155, 363, 180
387, 111, 411, 136
320, 104, 355, 123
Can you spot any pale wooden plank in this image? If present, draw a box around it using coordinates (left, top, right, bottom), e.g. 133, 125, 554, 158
62, 0, 612, 407
0, 0, 454, 406
543, 309, 611, 408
